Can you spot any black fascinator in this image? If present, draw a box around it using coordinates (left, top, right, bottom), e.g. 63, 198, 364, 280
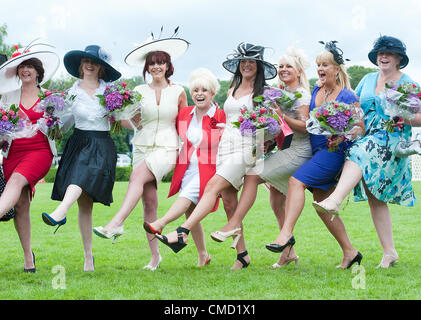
319, 41, 350, 65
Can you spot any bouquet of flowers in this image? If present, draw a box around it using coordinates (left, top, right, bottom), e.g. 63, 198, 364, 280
97, 81, 142, 134
232, 104, 281, 156
306, 101, 363, 151
254, 86, 302, 113
0, 104, 37, 152
35, 90, 75, 140
381, 82, 421, 133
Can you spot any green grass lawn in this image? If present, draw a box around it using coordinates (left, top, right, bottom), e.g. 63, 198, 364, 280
0, 181, 420, 300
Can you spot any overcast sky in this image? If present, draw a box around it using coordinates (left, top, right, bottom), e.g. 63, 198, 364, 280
1, 0, 420, 86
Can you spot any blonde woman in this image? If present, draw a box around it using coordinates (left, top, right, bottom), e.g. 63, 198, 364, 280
266, 41, 365, 269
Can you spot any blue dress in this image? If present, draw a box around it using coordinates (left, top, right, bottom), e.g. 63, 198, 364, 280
293, 86, 358, 191
348, 72, 417, 206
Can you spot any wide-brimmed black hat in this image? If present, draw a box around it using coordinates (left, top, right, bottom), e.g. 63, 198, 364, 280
368, 35, 409, 69
64, 45, 121, 82
222, 42, 277, 80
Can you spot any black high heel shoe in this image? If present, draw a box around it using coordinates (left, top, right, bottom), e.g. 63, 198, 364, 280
156, 227, 190, 253
235, 251, 250, 269
345, 251, 363, 269
265, 236, 296, 256
24, 251, 36, 273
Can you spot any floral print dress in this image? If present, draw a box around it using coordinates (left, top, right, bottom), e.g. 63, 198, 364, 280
348, 72, 417, 206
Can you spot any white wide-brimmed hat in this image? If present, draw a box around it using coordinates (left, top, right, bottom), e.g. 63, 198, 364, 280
0, 41, 60, 94
125, 28, 189, 66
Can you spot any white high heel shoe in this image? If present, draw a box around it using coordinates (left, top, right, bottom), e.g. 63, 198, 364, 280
210, 228, 242, 249
93, 226, 124, 244
143, 255, 162, 271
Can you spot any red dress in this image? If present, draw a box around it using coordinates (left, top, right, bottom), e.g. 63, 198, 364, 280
3, 98, 53, 199
168, 106, 226, 212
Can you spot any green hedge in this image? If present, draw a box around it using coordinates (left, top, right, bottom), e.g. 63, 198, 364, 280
44, 167, 133, 183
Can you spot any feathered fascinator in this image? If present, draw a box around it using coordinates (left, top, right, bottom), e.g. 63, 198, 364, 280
368, 35, 409, 69
319, 40, 350, 65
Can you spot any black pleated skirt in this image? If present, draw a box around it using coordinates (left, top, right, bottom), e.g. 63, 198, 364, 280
51, 129, 117, 206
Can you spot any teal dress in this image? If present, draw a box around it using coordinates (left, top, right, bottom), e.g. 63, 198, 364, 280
348, 72, 417, 206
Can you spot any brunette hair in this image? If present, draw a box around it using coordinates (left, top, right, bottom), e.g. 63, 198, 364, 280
230, 60, 267, 106
78, 58, 106, 80
142, 51, 174, 82
17, 58, 45, 85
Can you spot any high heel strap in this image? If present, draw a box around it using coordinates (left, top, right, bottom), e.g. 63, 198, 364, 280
236, 251, 249, 268
176, 227, 190, 244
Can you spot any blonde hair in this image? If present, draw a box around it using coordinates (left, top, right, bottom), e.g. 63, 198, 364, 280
315, 50, 351, 90
189, 68, 220, 95
278, 46, 310, 93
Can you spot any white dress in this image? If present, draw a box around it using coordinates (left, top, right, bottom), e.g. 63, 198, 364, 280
258, 87, 312, 194
215, 91, 255, 190
179, 105, 217, 204
130, 84, 182, 183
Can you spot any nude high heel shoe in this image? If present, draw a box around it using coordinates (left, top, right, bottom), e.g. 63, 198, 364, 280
312, 197, 341, 221
93, 226, 124, 244
210, 228, 242, 249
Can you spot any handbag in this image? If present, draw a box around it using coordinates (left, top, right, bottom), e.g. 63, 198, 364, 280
275, 117, 294, 150
0, 167, 15, 222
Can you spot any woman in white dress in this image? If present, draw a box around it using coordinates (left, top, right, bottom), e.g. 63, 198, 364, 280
41, 45, 121, 271
210, 47, 313, 268
93, 35, 189, 271
156, 42, 277, 269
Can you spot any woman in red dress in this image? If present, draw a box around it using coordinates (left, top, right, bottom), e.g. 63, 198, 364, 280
0, 44, 60, 272
143, 68, 225, 266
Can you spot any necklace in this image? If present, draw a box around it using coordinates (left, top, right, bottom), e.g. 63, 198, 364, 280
324, 86, 335, 102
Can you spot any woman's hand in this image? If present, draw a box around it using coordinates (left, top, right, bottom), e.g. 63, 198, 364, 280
327, 135, 345, 148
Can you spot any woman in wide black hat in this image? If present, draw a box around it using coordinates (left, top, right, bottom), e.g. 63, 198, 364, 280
155, 42, 277, 269
314, 35, 421, 268
41, 45, 121, 271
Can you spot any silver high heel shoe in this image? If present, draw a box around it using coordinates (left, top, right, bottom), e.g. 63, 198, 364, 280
312, 197, 341, 221
143, 255, 162, 271
271, 256, 299, 269
395, 137, 421, 158
210, 228, 242, 249
376, 254, 399, 268
93, 226, 124, 244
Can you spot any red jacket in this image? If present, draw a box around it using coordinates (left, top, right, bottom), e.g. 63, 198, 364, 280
168, 105, 226, 212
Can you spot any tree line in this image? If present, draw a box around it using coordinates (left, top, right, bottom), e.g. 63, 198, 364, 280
1, 23, 377, 156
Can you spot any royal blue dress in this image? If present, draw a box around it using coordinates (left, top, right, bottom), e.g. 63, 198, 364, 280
292, 85, 358, 191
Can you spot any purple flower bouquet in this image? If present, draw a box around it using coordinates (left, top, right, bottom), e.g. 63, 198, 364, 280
232, 105, 281, 156
254, 86, 302, 113
0, 104, 37, 152
97, 81, 142, 134
381, 82, 421, 133
306, 101, 363, 151
35, 90, 75, 140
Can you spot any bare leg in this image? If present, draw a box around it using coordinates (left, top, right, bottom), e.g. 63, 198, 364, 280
48, 184, 83, 221
269, 187, 298, 267
77, 191, 94, 271
0, 172, 28, 218
142, 181, 161, 269
103, 161, 155, 231
157, 175, 231, 244
185, 204, 210, 266
270, 176, 307, 246
316, 160, 362, 210
13, 185, 34, 270
363, 183, 398, 267
313, 187, 358, 268
149, 197, 192, 232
